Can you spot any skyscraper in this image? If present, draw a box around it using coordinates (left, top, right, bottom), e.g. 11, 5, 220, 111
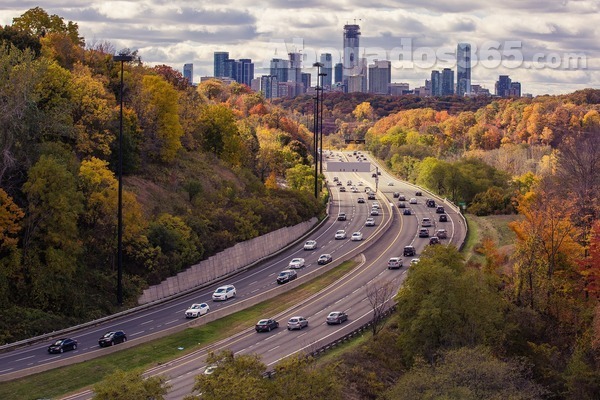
183, 63, 193, 85
495, 75, 511, 96
301, 72, 311, 93
334, 62, 343, 84
368, 60, 391, 94
288, 52, 303, 83
456, 43, 471, 96
441, 68, 454, 96
214, 52, 229, 77
320, 53, 333, 89
343, 24, 361, 80
270, 58, 289, 83
431, 70, 441, 96
223, 59, 238, 81
237, 59, 254, 87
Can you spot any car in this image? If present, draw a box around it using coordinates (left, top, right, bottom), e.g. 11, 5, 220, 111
287, 316, 309, 330
333, 176, 338, 182
347, 180, 352, 186
336, 181, 342, 186
277, 269, 298, 284
48, 338, 78, 354
436, 229, 448, 239
335, 230, 347, 239
98, 331, 127, 347
365, 217, 376, 226
337, 212, 347, 221
288, 257, 306, 269
421, 217, 432, 227
393, 192, 400, 198
339, 186, 346, 192
204, 365, 218, 375
419, 228, 430, 238
429, 236, 440, 245
351, 186, 359, 193
357, 197, 365, 203
409, 198, 417, 204
403, 245, 416, 256
370, 208, 379, 216
398, 195, 406, 201
255, 319, 279, 332
410, 258, 421, 265
415, 191, 422, 196
212, 285, 237, 301
351, 232, 363, 241
317, 254, 333, 264
185, 303, 210, 318
378, 171, 382, 175
368, 192, 376, 200
372, 202, 380, 208
426, 199, 436, 208
398, 202, 406, 208
371, 173, 377, 178
403, 208, 412, 215
365, 186, 372, 193
388, 182, 394, 186
326, 311, 348, 325
439, 214, 448, 222
303, 240, 317, 250
436, 206, 445, 214
387, 257, 403, 269
357, 181, 363, 186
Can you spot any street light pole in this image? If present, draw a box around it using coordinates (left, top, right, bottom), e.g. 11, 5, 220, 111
312, 62, 323, 199
113, 53, 134, 306
318, 71, 326, 175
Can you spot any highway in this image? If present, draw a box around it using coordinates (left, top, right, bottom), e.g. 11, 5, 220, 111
0, 151, 466, 399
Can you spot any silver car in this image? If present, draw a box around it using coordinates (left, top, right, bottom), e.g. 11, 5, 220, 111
287, 316, 308, 330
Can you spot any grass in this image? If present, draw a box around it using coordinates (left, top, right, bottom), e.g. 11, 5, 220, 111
463, 213, 520, 264
0, 260, 358, 400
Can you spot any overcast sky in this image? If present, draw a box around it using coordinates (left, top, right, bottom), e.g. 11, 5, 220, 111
1, 1, 598, 95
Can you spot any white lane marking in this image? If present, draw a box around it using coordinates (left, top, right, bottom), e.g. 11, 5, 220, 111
0, 368, 13, 373
268, 345, 280, 353
141, 319, 154, 325
249, 281, 258, 286
165, 319, 178, 325
130, 331, 144, 337
15, 355, 34, 362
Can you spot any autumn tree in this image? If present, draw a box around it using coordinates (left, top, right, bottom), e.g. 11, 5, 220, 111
353, 101, 375, 122
92, 369, 170, 400
197, 104, 239, 157
0, 189, 24, 306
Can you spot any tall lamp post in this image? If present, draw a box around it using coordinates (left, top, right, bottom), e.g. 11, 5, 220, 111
113, 53, 134, 306
318, 71, 326, 175
312, 62, 323, 198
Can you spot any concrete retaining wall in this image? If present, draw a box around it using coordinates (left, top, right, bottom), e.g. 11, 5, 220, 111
138, 217, 319, 305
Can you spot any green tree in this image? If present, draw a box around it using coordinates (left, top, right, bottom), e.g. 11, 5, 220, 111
383, 347, 547, 400
22, 154, 84, 311
12, 7, 83, 45
395, 245, 504, 363
270, 355, 343, 399
92, 369, 170, 400
197, 104, 239, 156
286, 164, 317, 192
148, 213, 200, 274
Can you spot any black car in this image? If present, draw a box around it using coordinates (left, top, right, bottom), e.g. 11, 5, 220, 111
436, 206, 445, 214
255, 319, 279, 332
98, 331, 127, 347
403, 245, 416, 257
439, 214, 448, 222
426, 199, 436, 208
276, 270, 297, 284
393, 192, 400, 198
419, 228, 430, 238
398, 202, 406, 208
429, 236, 440, 245
398, 195, 406, 201
403, 208, 412, 215
415, 191, 422, 196
48, 338, 78, 354
318, 254, 333, 265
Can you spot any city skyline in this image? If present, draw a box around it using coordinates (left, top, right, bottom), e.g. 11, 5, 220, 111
0, 2, 597, 95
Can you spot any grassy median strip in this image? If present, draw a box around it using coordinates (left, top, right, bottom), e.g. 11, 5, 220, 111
0, 260, 358, 400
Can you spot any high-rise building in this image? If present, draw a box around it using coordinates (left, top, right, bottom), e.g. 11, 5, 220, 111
270, 58, 289, 83
223, 59, 238, 81
509, 82, 521, 97
214, 52, 229, 77
320, 53, 333, 89
495, 75, 512, 96
334, 62, 343, 84
456, 43, 471, 96
389, 82, 410, 96
368, 60, 391, 94
301, 72, 311, 93
237, 59, 254, 87
431, 71, 441, 96
258, 75, 278, 99
441, 68, 454, 96
343, 24, 361, 79
288, 52, 303, 83
183, 63, 193, 85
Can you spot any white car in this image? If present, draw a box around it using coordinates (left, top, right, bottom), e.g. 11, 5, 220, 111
371, 202, 380, 209
421, 217, 432, 227
185, 303, 210, 318
212, 285, 236, 301
335, 230, 347, 240
409, 198, 418, 204
351, 232, 363, 241
288, 257, 306, 269
410, 258, 421, 266
370, 208, 379, 216
365, 217, 375, 226
303, 240, 317, 250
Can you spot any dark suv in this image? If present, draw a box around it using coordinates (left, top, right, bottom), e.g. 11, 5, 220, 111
276, 270, 297, 284
426, 199, 436, 208
403, 245, 416, 257
98, 331, 127, 347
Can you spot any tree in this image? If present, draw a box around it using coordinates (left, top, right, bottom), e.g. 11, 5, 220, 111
366, 279, 397, 336
270, 355, 343, 399
383, 347, 547, 400
0, 189, 24, 306
395, 245, 504, 363
353, 101, 375, 121
197, 104, 239, 156
12, 7, 84, 45
92, 369, 170, 400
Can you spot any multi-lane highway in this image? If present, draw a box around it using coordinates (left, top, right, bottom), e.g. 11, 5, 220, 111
0, 151, 466, 399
